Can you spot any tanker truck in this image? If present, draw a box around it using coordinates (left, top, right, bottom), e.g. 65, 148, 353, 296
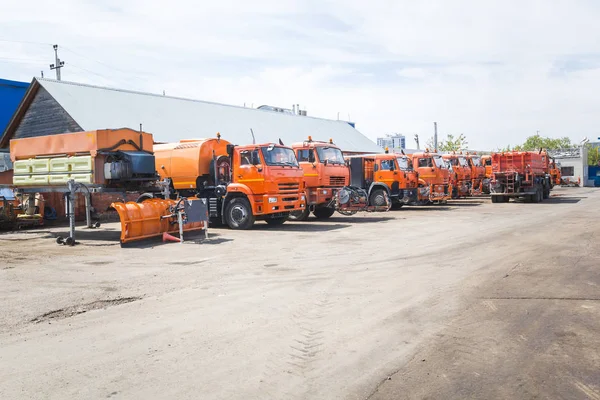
152, 136, 306, 229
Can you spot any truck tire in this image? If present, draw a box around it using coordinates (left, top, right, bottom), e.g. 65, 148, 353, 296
543, 187, 550, 199
225, 197, 255, 230
532, 188, 541, 203
491, 195, 498, 203
289, 208, 310, 221
313, 206, 335, 219
369, 189, 387, 207
265, 215, 288, 226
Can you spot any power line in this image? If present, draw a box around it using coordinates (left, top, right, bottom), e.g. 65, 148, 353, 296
61, 45, 136, 75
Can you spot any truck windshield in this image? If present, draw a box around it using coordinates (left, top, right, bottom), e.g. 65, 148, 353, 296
261, 146, 299, 167
396, 157, 413, 171
433, 155, 446, 168
470, 156, 482, 166
458, 157, 468, 167
316, 146, 345, 164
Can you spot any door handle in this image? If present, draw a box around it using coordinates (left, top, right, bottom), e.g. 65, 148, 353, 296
238, 175, 243, 178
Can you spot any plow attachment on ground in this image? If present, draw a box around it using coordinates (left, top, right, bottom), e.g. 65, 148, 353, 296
111, 197, 208, 244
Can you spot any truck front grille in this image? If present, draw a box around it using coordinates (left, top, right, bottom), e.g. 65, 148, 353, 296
278, 183, 299, 193
329, 176, 345, 186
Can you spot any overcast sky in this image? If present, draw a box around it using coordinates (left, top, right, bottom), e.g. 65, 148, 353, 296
2, 1, 599, 149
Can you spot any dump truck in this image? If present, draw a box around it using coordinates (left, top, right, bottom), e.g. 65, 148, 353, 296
290, 137, 348, 220
466, 153, 485, 196
442, 153, 472, 198
152, 136, 306, 229
346, 152, 418, 208
411, 150, 451, 203
490, 151, 552, 203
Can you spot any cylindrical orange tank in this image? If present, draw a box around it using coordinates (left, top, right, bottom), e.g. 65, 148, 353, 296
154, 138, 231, 190
111, 198, 206, 243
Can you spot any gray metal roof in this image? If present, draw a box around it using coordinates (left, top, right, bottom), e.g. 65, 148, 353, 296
33, 79, 381, 153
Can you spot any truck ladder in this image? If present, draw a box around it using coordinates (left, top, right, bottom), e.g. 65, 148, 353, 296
506, 173, 515, 193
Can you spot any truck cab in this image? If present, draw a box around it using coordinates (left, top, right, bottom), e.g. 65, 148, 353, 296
154, 137, 306, 229
466, 154, 486, 195
481, 155, 492, 193
442, 154, 472, 198
411, 150, 451, 202
290, 137, 349, 220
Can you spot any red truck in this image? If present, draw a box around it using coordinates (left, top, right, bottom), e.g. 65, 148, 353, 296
490, 151, 552, 203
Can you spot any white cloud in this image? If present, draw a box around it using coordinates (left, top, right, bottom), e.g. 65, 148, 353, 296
2, 0, 600, 149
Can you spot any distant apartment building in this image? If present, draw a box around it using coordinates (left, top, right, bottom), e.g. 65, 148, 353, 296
377, 133, 406, 151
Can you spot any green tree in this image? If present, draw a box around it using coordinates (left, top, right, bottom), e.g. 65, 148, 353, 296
512, 134, 573, 151
587, 144, 600, 166
425, 134, 469, 152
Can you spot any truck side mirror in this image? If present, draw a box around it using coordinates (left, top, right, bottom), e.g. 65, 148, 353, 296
374, 164, 379, 172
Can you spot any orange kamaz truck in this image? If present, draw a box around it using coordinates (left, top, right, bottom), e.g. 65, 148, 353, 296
411, 150, 451, 203
346, 151, 418, 208
466, 153, 485, 196
290, 137, 348, 220
153, 136, 306, 229
442, 153, 471, 198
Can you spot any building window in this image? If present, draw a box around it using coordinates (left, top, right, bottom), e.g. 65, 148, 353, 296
561, 166, 575, 176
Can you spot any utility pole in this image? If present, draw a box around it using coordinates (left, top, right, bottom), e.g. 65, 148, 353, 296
49, 44, 65, 80
434, 122, 438, 152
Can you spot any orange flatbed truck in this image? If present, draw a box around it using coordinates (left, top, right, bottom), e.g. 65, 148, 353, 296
153, 136, 306, 229
411, 150, 451, 203
290, 137, 348, 220
442, 153, 471, 198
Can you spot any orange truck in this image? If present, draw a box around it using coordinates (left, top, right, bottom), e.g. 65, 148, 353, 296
442, 153, 471, 198
490, 151, 552, 203
290, 137, 348, 220
411, 150, 451, 203
482, 155, 493, 193
548, 156, 561, 186
153, 136, 306, 229
466, 153, 485, 195
346, 151, 418, 208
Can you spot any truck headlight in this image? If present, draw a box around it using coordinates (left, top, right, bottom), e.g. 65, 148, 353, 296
301, 195, 306, 201
268, 197, 277, 203
322, 190, 327, 195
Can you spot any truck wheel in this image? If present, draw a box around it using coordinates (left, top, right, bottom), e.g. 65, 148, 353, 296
532, 189, 540, 203
452, 187, 458, 199
265, 216, 288, 225
225, 197, 255, 229
369, 189, 387, 207
491, 196, 498, 203
313, 207, 335, 219
289, 208, 310, 221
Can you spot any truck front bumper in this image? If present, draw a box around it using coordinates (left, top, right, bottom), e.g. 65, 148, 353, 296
253, 193, 306, 215
307, 187, 339, 206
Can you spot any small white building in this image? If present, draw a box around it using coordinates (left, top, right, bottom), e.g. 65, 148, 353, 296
548, 147, 590, 186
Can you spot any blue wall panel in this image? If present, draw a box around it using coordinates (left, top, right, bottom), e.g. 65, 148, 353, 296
0, 79, 29, 140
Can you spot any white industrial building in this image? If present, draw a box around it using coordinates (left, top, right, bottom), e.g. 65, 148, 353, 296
0, 78, 381, 154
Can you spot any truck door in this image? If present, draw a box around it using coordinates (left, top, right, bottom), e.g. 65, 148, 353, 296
236, 148, 264, 195
376, 159, 400, 195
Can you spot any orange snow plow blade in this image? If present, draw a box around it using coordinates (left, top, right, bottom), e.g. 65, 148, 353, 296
111, 198, 206, 244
